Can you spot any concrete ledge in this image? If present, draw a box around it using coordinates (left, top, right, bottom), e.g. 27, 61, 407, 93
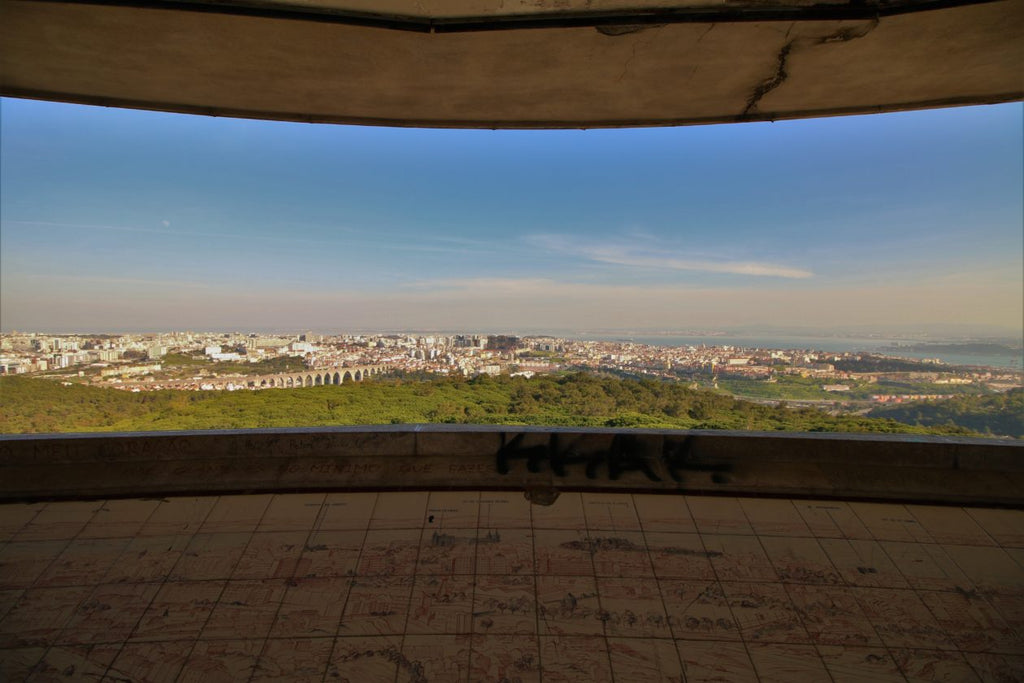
1, 427, 1021, 505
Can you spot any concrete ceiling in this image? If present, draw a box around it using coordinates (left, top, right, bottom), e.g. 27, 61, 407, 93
1, 0, 1021, 128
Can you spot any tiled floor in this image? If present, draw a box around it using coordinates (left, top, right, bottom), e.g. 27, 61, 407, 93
0, 492, 1022, 682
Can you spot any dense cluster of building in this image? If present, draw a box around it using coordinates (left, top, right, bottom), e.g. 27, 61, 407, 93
1, 331, 1020, 402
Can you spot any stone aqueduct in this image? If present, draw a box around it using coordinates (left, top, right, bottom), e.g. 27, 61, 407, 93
246, 364, 389, 389
182, 364, 391, 391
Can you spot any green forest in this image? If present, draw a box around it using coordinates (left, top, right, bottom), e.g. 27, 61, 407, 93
867, 389, 1023, 438
3, 373, 1011, 437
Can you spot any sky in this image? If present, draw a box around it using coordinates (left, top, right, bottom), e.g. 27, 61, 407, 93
1, 97, 1021, 336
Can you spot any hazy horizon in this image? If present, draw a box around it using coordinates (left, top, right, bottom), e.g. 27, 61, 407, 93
2, 98, 1021, 335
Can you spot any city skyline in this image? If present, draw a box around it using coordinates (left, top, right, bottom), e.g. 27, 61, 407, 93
1, 98, 1021, 334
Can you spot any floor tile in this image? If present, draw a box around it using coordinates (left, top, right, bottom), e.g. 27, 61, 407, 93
199, 494, 272, 533
0, 585, 92, 648
355, 529, 421, 577
645, 531, 716, 580
368, 491, 429, 529
943, 544, 1024, 595
608, 637, 684, 682
327, 635, 403, 681
232, 531, 306, 580
257, 493, 325, 532
661, 579, 740, 641
793, 500, 872, 540
177, 639, 263, 682
129, 580, 224, 642
853, 586, 954, 650
472, 574, 536, 635
703, 533, 779, 582
739, 498, 812, 537
582, 493, 642, 532
295, 529, 363, 579
880, 541, 975, 593
918, 589, 1023, 654
0, 503, 45, 543
590, 530, 655, 578
169, 532, 250, 581
77, 499, 161, 539
417, 526, 476, 576
760, 535, 843, 585
138, 497, 216, 536
476, 492, 533, 529
201, 578, 287, 640
23, 644, 113, 681
269, 576, 349, 638
598, 576, 671, 638
15, 502, 100, 542
962, 652, 1024, 683
0, 540, 68, 590
964, 508, 1024, 548
105, 639, 193, 683
818, 644, 906, 682
540, 635, 613, 683
530, 492, 586, 529
338, 576, 412, 636
908, 506, 996, 546
56, 582, 159, 645
470, 634, 541, 681
533, 528, 594, 576
822, 538, 911, 588
316, 492, 377, 531
400, 634, 472, 682
36, 538, 130, 588
406, 575, 475, 634
104, 535, 191, 584
632, 494, 697, 533
747, 642, 832, 682
250, 637, 333, 682
475, 527, 534, 575
424, 491, 480, 528
892, 647, 982, 682
785, 583, 883, 647
723, 581, 810, 644
687, 497, 753, 535
676, 640, 757, 682
537, 575, 603, 636
0, 492, 1020, 683
851, 502, 933, 543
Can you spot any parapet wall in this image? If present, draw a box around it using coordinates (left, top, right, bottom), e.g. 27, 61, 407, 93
1, 427, 1021, 506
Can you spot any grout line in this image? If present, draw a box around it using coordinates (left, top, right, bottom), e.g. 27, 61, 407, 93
243, 493, 328, 682
466, 491, 482, 680
527, 495, 544, 681
711, 496, 769, 683
98, 496, 220, 682
578, 492, 617, 683
19, 499, 110, 682
633, 492, 688, 681
319, 492, 378, 683
169, 494, 275, 683
394, 493, 428, 683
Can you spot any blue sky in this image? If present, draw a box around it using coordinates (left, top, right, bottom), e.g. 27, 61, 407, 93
1, 97, 1021, 335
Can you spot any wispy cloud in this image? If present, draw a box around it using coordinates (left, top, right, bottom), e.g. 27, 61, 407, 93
527, 234, 814, 279
23, 273, 211, 289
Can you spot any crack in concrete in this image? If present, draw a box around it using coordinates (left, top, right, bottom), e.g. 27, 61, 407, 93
742, 18, 879, 116
617, 38, 641, 82
743, 40, 794, 115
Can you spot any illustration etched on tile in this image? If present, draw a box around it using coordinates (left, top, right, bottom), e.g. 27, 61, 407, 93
2, 492, 1024, 683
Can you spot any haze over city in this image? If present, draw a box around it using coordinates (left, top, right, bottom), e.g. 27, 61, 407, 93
1, 98, 1021, 335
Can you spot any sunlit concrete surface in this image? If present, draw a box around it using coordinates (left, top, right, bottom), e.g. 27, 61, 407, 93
1, 491, 1022, 681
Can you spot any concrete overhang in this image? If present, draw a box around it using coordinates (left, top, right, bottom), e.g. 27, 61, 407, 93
1, 0, 1021, 128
